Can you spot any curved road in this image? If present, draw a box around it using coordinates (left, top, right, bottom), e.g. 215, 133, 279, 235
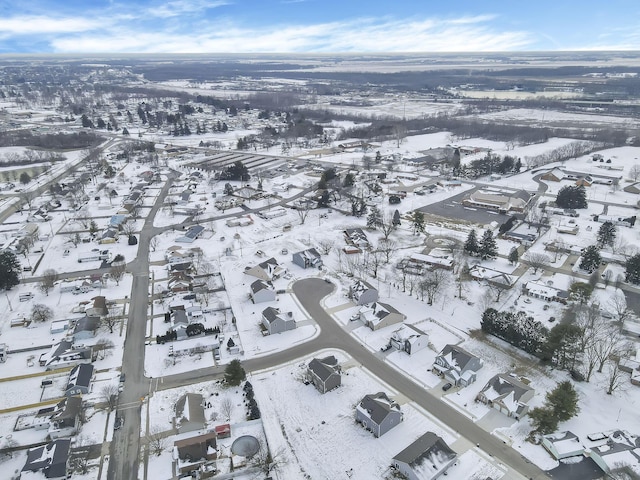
157, 278, 549, 480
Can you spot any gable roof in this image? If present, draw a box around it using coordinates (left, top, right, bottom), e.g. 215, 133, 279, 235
250, 279, 273, 294
438, 344, 479, 371
357, 392, 401, 424
22, 438, 71, 478
50, 396, 82, 422
480, 373, 534, 408
393, 432, 456, 477
66, 363, 94, 391
175, 393, 205, 425
174, 431, 217, 462
308, 355, 340, 382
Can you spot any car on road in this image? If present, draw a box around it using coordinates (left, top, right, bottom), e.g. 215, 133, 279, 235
442, 382, 453, 391
114, 416, 124, 430
119, 373, 125, 383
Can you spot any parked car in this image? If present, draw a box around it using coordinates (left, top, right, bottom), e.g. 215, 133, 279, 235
114, 416, 124, 430
119, 373, 126, 383
442, 382, 453, 391
182, 294, 196, 300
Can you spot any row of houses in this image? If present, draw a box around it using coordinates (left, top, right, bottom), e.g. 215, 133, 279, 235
306, 355, 459, 479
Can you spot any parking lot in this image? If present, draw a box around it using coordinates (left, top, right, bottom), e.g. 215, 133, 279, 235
418, 187, 515, 225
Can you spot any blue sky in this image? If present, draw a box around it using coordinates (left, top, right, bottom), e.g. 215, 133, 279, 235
0, 0, 639, 53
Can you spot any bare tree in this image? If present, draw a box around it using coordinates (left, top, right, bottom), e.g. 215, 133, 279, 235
318, 239, 334, 256
420, 269, 450, 305
99, 384, 119, 410
147, 425, 169, 456
120, 221, 135, 237
605, 357, 628, 395
20, 190, 36, 211
251, 440, 287, 477
295, 205, 311, 225
526, 252, 551, 273
377, 239, 397, 264
149, 236, 159, 252
31, 303, 53, 322
39, 269, 59, 295
93, 338, 115, 360
66, 232, 82, 248
220, 396, 234, 421
629, 164, 640, 182
101, 309, 120, 334
379, 212, 396, 241
366, 250, 383, 279
110, 263, 126, 286
607, 291, 633, 323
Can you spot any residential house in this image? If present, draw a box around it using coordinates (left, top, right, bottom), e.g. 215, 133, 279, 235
389, 324, 429, 355
392, 432, 457, 480
168, 272, 194, 293
43, 396, 82, 439
542, 431, 584, 460
250, 279, 276, 304
292, 248, 323, 269
587, 430, 640, 476
469, 265, 518, 289
575, 176, 593, 187
307, 355, 341, 394
408, 253, 454, 271
356, 392, 403, 437
540, 168, 565, 182
21, 438, 71, 480
245, 257, 285, 282
344, 228, 370, 249
176, 225, 205, 243
173, 431, 217, 475
171, 310, 191, 340
524, 281, 569, 304
39, 340, 92, 369
349, 279, 378, 306
174, 393, 206, 433
261, 307, 296, 335
361, 302, 405, 331
99, 228, 118, 244
71, 315, 101, 341
433, 344, 483, 387
462, 188, 532, 213
65, 363, 94, 396
476, 373, 535, 420
86, 296, 108, 317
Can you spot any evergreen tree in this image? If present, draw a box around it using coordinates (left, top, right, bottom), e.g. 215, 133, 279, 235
367, 206, 382, 229
478, 229, 498, 260
392, 209, 401, 226
0, 250, 20, 290
529, 406, 558, 435
626, 253, 640, 284
555, 185, 587, 209
597, 221, 616, 248
224, 183, 234, 195
508, 247, 519, 265
224, 359, 246, 386
579, 245, 601, 273
411, 211, 425, 235
122, 127, 129, 136
464, 229, 479, 256
546, 381, 580, 422
343, 173, 355, 187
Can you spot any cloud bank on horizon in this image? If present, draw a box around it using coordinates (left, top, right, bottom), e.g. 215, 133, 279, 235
0, 0, 639, 54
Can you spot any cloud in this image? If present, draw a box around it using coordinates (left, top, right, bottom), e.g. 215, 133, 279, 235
0, 15, 102, 34
45, 14, 534, 53
148, 0, 231, 19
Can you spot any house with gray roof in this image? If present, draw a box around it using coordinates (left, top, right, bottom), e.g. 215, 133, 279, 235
176, 225, 205, 243
307, 355, 341, 394
349, 279, 378, 305
245, 257, 285, 282
587, 430, 640, 476
390, 324, 429, 355
250, 279, 276, 304
46, 396, 83, 439
433, 344, 483, 387
476, 373, 535, 420
174, 392, 206, 433
261, 307, 296, 335
344, 228, 370, 248
356, 392, 403, 437
292, 248, 323, 269
38, 340, 92, 370
392, 432, 457, 480
542, 431, 584, 460
22, 438, 71, 480
65, 363, 94, 396
71, 315, 101, 341
361, 302, 405, 331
